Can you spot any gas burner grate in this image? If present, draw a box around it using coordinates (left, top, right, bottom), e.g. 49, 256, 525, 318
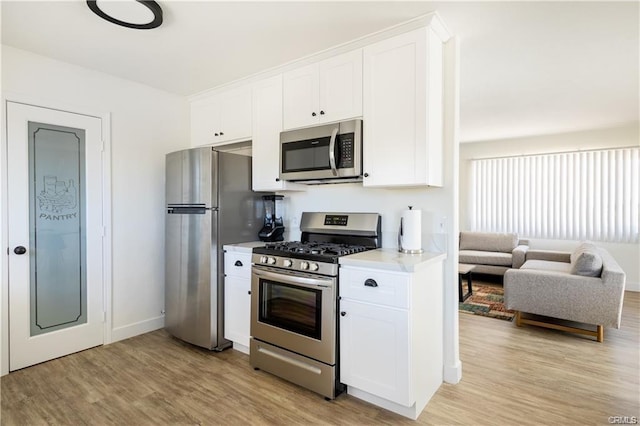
262, 241, 370, 257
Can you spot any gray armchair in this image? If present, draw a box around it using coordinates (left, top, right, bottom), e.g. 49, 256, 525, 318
504, 243, 626, 342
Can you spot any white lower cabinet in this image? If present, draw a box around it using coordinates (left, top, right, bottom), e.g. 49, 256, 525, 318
339, 299, 411, 405
339, 258, 443, 420
223, 247, 253, 354
224, 275, 251, 352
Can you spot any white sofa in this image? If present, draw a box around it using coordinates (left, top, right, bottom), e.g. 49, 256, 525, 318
458, 231, 529, 276
504, 243, 626, 342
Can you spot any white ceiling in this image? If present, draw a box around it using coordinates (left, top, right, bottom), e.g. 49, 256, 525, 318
1, 1, 638, 143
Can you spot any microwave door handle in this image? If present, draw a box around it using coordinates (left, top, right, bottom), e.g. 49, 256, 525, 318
328, 127, 339, 176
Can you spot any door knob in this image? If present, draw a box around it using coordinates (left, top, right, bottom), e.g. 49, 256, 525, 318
14, 246, 27, 255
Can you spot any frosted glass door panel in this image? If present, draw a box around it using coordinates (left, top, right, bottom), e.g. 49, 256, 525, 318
28, 122, 87, 336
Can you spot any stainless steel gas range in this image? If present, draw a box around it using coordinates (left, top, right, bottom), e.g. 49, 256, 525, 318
250, 212, 381, 399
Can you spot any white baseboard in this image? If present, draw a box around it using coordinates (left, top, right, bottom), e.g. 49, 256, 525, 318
110, 315, 165, 343
347, 387, 421, 420
444, 360, 462, 384
626, 281, 640, 292
232, 342, 249, 355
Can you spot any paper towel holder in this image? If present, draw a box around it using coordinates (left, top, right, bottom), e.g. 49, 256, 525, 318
398, 206, 424, 254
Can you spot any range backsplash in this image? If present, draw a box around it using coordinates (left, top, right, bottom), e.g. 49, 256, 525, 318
280, 183, 448, 253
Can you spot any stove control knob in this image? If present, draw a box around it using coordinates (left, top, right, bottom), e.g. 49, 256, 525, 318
267, 257, 276, 265
283, 259, 293, 267
260, 256, 268, 264
309, 263, 319, 272
300, 261, 309, 270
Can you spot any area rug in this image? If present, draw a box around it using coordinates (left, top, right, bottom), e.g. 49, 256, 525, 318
459, 283, 515, 321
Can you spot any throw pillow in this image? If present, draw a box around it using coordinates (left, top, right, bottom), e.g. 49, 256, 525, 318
570, 242, 603, 277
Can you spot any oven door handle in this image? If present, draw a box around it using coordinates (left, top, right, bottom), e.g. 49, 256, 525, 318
252, 267, 334, 289
328, 127, 339, 176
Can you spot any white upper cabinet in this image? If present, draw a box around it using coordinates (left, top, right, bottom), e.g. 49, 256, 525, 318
283, 63, 318, 130
318, 50, 363, 125
362, 27, 444, 187
251, 75, 305, 192
191, 85, 252, 146
283, 49, 363, 130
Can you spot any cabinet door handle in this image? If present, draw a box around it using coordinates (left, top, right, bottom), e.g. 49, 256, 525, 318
340, 311, 347, 317
311, 112, 317, 117
320, 110, 325, 115
275, 178, 280, 182
363, 172, 369, 178
364, 279, 378, 287
234, 260, 243, 267
214, 133, 219, 136
248, 291, 251, 295
220, 131, 224, 136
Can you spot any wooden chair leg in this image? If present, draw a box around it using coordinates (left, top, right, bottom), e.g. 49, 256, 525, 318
597, 325, 604, 342
515, 311, 521, 326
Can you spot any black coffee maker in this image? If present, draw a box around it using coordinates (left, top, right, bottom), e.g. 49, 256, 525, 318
259, 195, 285, 242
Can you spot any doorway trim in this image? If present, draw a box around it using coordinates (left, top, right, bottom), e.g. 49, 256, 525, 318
1, 92, 113, 376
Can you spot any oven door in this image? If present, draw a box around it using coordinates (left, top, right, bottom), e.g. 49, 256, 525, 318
251, 265, 336, 365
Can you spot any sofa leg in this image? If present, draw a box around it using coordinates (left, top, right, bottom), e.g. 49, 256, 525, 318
515, 314, 605, 342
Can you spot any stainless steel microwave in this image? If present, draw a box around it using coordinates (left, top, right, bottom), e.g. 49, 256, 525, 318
279, 119, 362, 182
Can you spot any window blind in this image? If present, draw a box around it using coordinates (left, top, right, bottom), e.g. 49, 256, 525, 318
470, 148, 640, 243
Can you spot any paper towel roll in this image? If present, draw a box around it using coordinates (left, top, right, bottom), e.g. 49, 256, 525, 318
400, 207, 423, 253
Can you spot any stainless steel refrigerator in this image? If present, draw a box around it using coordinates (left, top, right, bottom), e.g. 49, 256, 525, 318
165, 147, 267, 350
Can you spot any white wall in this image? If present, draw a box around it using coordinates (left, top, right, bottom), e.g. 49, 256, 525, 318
459, 123, 640, 290
1, 46, 189, 373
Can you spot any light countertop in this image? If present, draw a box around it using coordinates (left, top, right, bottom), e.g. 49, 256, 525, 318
339, 248, 446, 273
223, 241, 265, 253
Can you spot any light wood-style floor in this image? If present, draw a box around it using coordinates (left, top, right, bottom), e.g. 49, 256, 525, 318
2, 291, 639, 425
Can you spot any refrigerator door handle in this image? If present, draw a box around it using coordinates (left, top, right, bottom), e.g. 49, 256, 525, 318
167, 205, 217, 214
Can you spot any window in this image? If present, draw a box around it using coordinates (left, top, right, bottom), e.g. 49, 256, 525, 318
470, 148, 640, 243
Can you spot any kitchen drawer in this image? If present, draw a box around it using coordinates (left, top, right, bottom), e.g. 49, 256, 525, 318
340, 267, 410, 309
224, 252, 252, 279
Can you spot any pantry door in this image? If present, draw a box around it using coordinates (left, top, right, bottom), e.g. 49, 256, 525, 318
7, 102, 105, 371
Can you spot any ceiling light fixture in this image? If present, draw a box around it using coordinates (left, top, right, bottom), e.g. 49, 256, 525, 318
86, 0, 163, 30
